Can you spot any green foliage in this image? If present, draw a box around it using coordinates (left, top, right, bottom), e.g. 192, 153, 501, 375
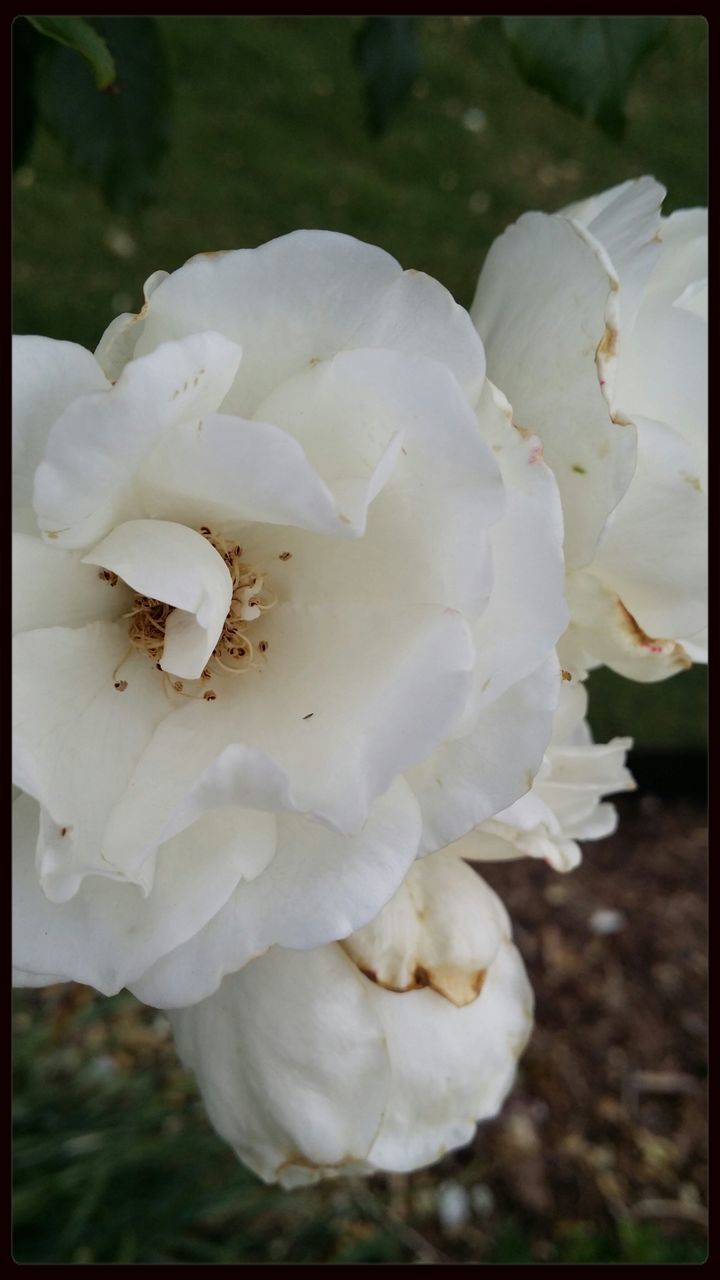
12, 19, 41, 170
27, 17, 117, 90
354, 17, 421, 136
35, 17, 170, 214
503, 17, 670, 138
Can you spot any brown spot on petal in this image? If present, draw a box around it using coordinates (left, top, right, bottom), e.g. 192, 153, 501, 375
616, 601, 692, 669
189, 249, 231, 262
472, 968, 487, 997
681, 472, 702, 491
360, 960, 487, 1008
127, 300, 149, 328
597, 326, 618, 360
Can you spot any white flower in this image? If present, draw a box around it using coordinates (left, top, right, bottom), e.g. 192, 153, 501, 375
169, 852, 533, 1186
472, 178, 707, 682
449, 679, 635, 874
13, 231, 567, 1007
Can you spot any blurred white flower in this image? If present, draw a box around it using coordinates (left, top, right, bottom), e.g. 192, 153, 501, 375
472, 177, 707, 682
13, 231, 566, 1007
169, 852, 533, 1186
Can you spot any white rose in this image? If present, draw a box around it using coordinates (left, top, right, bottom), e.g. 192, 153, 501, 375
169, 852, 533, 1186
472, 178, 707, 682
13, 231, 566, 1007
450, 679, 635, 874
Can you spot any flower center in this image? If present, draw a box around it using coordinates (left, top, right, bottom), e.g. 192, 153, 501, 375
103, 527, 280, 699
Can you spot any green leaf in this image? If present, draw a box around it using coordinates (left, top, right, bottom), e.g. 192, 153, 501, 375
26, 16, 116, 91
354, 16, 421, 137
36, 17, 171, 215
502, 16, 670, 138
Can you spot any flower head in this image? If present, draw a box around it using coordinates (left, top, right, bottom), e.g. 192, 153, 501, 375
472, 178, 707, 682
13, 231, 567, 1007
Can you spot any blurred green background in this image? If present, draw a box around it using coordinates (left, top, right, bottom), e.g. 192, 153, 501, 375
13, 14, 707, 749
13, 15, 707, 1266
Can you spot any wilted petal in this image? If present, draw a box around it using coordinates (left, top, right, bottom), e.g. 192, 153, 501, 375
342, 850, 509, 1006
169, 866, 532, 1182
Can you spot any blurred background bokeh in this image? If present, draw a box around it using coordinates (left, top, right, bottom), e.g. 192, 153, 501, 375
13, 15, 707, 1264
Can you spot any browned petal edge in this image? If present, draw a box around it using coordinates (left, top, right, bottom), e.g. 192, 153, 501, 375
616, 600, 692, 669
129, 299, 149, 326
188, 249, 232, 263
358, 963, 487, 1009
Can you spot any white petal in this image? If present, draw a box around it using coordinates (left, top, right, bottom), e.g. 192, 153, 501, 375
409, 653, 561, 853
470, 380, 567, 706
130, 778, 422, 1007
561, 570, 693, 683
648, 209, 707, 309
104, 601, 475, 850
341, 850, 510, 1006
253, 348, 490, 537
169, 871, 533, 1182
12, 533, 132, 635
139, 414, 359, 538
83, 520, 233, 679
472, 210, 636, 568
135, 231, 404, 416
170, 944, 391, 1183
240, 350, 503, 619
13, 792, 275, 995
591, 416, 706, 642
615, 289, 707, 473
573, 176, 664, 337
94, 269, 169, 379
12, 622, 171, 899
13, 336, 108, 534
367, 939, 533, 1172
342, 268, 486, 402
33, 333, 242, 549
